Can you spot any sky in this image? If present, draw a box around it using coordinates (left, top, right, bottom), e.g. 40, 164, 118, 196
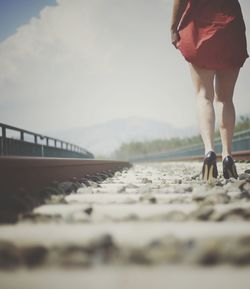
0, 0, 250, 134
0, 0, 57, 42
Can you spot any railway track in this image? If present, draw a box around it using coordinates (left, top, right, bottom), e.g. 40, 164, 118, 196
0, 149, 249, 223
0, 156, 131, 223
0, 160, 250, 289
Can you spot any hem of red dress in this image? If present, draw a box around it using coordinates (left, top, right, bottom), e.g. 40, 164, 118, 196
185, 59, 247, 70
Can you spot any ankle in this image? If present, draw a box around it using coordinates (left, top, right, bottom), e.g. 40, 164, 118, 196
205, 149, 215, 155
222, 152, 232, 160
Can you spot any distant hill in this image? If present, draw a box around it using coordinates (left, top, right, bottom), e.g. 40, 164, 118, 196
50, 117, 198, 157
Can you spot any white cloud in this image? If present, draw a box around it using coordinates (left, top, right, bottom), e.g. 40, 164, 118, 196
0, 0, 123, 130
0, 0, 249, 133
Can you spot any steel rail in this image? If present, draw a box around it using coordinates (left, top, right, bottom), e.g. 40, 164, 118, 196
0, 156, 132, 223
0, 156, 131, 195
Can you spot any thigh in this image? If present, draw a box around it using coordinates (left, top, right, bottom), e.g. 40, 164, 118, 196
215, 68, 240, 102
189, 64, 215, 100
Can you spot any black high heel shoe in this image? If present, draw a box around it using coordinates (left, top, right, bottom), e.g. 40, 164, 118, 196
201, 151, 218, 181
222, 155, 238, 179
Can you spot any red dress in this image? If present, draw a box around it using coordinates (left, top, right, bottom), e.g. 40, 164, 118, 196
177, 0, 249, 69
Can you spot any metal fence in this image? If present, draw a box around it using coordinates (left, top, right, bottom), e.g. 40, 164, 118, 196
129, 128, 250, 163
0, 123, 94, 159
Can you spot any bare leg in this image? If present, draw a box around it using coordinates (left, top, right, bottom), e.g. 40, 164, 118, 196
189, 64, 216, 155
214, 69, 240, 160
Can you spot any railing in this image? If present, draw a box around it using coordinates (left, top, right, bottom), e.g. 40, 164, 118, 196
129, 128, 250, 162
0, 123, 94, 159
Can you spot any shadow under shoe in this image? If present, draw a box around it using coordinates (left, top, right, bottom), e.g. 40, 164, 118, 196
222, 155, 238, 179
202, 151, 218, 181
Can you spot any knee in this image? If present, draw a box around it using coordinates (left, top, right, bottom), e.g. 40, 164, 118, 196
197, 88, 214, 102
215, 93, 233, 103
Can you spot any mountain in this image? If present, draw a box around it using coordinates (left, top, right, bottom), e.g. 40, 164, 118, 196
49, 117, 198, 157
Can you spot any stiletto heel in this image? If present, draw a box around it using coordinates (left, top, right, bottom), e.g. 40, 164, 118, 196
201, 151, 218, 181
222, 155, 238, 179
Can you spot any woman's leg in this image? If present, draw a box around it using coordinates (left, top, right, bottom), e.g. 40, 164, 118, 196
214, 69, 240, 160
189, 64, 216, 155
